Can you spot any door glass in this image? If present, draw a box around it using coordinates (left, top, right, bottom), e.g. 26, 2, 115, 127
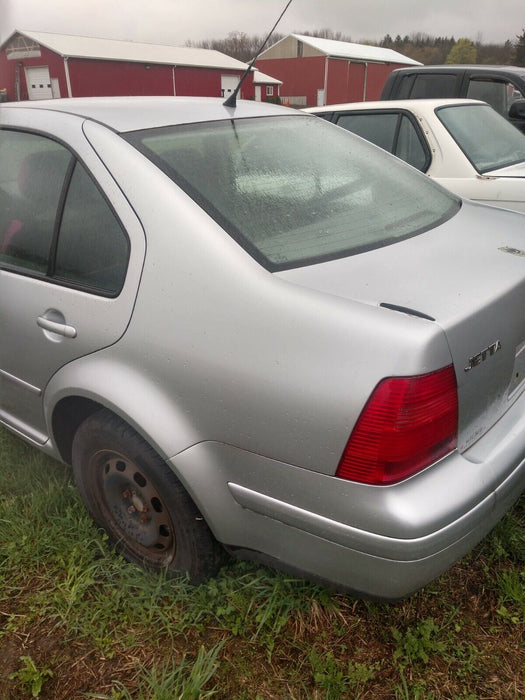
467, 78, 525, 117
54, 163, 129, 294
0, 130, 71, 272
335, 112, 398, 152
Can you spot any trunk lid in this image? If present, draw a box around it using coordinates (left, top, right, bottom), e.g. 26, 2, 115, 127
277, 201, 525, 452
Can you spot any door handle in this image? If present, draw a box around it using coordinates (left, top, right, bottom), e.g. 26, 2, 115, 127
37, 315, 77, 338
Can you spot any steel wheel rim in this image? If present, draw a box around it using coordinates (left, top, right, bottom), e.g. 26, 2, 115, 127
92, 449, 176, 567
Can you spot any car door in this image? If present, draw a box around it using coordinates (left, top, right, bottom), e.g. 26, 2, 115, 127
0, 109, 145, 444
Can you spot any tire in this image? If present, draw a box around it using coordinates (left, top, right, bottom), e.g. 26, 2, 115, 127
72, 409, 223, 583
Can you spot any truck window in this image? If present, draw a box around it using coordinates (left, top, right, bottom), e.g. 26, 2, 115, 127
467, 78, 525, 118
410, 74, 457, 98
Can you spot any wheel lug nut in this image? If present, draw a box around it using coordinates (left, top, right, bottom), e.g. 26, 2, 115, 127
122, 490, 131, 499
128, 506, 136, 514
139, 514, 149, 523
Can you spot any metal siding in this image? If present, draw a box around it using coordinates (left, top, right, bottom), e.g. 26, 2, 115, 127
0, 50, 16, 100
258, 56, 419, 106
68, 58, 174, 97
326, 59, 357, 104
256, 56, 325, 107
365, 63, 409, 100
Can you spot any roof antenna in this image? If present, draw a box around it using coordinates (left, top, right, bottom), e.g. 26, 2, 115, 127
224, 0, 293, 108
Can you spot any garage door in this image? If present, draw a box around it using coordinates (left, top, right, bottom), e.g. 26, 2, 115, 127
221, 75, 239, 98
25, 66, 53, 100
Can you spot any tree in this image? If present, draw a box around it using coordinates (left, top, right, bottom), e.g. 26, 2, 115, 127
515, 29, 525, 66
446, 38, 477, 64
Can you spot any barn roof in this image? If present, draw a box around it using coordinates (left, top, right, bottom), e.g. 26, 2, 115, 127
2, 30, 249, 71
252, 70, 282, 85
262, 34, 422, 66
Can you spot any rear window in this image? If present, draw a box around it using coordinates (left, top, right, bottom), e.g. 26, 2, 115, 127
436, 103, 525, 173
124, 115, 459, 271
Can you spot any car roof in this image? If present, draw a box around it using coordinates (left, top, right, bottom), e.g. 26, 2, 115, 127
389, 64, 525, 75
304, 98, 486, 114
0, 96, 295, 132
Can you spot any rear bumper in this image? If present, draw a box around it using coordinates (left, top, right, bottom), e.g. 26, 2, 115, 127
171, 391, 525, 599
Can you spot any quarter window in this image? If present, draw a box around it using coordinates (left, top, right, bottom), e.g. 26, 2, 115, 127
55, 163, 129, 293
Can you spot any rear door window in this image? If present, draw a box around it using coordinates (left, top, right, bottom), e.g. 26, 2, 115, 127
0, 131, 71, 272
0, 128, 129, 295
334, 112, 429, 172
336, 112, 398, 152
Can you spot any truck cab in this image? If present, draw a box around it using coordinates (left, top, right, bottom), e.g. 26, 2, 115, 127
380, 65, 525, 133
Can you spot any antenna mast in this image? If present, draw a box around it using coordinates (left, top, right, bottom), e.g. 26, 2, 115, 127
224, 0, 293, 108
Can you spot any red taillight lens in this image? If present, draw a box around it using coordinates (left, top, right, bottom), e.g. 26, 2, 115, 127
336, 365, 458, 485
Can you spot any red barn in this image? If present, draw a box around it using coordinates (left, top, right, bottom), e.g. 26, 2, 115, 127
0, 30, 280, 102
256, 34, 421, 107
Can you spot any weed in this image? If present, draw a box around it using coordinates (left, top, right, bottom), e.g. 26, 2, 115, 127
394, 671, 435, 699
392, 617, 447, 667
309, 646, 379, 699
8, 655, 53, 698
496, 568, 525, 624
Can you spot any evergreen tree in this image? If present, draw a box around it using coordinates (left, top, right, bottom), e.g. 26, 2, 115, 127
515, 29, 525, 66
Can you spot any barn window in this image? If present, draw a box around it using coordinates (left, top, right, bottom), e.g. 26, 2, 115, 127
266, 86, 274, 97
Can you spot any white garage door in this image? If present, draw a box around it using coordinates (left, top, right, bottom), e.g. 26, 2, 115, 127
25, 66, 53, 100
221, 74, 239, 98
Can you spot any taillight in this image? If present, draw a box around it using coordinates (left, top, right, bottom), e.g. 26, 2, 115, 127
336, 365, 458, 485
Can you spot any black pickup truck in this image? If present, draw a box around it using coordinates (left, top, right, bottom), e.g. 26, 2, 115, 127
380, 65, 525, 133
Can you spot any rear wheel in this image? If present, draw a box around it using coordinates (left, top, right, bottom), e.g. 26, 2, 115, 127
72, 409, 222, 582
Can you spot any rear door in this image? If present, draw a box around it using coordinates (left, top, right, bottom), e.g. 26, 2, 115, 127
0, 108, 145, 443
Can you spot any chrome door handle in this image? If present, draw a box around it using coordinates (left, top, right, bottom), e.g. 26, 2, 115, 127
37, 316, 77, 338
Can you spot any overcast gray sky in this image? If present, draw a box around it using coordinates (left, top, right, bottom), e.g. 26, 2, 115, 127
1, 0, 524, 47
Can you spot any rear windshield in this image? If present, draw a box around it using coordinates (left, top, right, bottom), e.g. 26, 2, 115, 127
436, 103, 525, 173
124, 115, 459, 271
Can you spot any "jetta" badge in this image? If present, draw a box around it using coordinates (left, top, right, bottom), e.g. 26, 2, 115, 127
464, 340, 502, 372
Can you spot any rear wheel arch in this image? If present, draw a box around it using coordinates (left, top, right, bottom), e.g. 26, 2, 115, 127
52, 395, 104, 465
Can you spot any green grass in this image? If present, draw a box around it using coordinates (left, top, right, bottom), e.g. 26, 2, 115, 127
0, 426, 524, 699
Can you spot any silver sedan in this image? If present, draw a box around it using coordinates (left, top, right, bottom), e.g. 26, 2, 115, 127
1, 96, 524, 598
